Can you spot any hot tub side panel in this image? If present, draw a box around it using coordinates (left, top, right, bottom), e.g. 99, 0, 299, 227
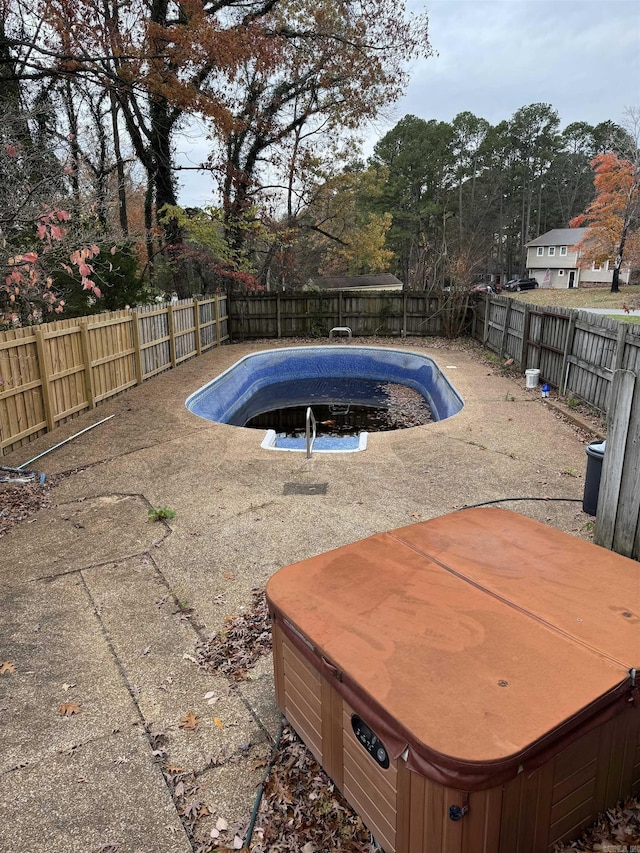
272, 618, 640, 853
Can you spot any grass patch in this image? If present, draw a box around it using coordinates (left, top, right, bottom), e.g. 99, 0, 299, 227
507, 284, 640, 310
605, 314, 640, 324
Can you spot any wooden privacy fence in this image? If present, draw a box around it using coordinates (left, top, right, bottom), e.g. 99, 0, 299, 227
228, 291, 449, 339
595, 369, 640, 560
0, 295, 228, 455
474, 295, 640, 415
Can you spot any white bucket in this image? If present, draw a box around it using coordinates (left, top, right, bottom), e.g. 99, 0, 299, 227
525, 368, 541, 389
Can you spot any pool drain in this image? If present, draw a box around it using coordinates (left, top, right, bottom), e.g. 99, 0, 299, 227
283, 483, 328, 495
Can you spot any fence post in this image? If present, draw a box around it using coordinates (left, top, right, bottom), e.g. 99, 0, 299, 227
168, 304, 177, 367
594, 369, 639, 557
79, 319, 96, 409
613, 323, 627, 372
34, 328, 55, 431
500, 299, 512, 358
214, 295, 221, 346
402, 291, 408, 337
482, 296, 490, 344
194, 298, 202, 356
131, 310, 144, 385
276, 291, 282, 339
560, 313, 576, 395
521, 306, 531, 369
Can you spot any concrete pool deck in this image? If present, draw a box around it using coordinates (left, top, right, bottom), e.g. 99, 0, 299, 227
0, 337, 601, 852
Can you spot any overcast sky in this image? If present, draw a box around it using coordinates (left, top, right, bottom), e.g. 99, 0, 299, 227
176, 0, 640, 206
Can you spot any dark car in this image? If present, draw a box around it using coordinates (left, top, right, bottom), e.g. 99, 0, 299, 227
504, 277, 539, 292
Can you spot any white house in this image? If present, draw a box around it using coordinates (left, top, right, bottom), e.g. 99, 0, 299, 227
525, 228, 631, 289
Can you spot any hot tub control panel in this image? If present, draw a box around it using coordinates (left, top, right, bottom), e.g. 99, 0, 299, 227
351, 714, 390, 769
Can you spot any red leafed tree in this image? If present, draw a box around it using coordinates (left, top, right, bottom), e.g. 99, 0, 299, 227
570, 147, 640, 293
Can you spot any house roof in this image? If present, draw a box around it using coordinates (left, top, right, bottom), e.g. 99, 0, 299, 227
308, 273, 403, 290
526, 228, 589, 247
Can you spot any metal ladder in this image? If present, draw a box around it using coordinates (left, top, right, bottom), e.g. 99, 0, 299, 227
305, 407, 316, 459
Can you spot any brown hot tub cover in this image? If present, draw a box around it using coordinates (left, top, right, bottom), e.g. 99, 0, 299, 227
266, 508, 639, 790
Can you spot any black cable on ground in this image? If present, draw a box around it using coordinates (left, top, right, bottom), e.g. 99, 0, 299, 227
455, 496, 583, 511
244, 719, 286, 849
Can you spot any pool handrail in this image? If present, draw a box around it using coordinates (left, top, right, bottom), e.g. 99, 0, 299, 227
305, 407, 316, 458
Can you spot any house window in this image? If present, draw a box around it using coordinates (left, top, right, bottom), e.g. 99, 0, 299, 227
558, 269, 565, 276
592, 262, 602, 271
536, 247, 544, 256
560, 246, 567, 256
548, 247, 556, 256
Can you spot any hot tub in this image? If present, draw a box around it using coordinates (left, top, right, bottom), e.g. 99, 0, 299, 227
266, 508, 640, 852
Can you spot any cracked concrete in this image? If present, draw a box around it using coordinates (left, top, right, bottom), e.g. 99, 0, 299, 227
0, 338, 600, 852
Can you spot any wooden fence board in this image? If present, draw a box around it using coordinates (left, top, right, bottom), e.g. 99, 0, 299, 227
612, 378, 640, 558
0, 294, 228, 454
474, 295, 640, 416
593, 367, 640, 560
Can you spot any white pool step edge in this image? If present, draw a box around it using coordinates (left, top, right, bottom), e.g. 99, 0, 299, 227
261, 430, 368, 453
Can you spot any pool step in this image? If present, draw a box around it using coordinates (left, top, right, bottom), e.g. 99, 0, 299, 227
261, 430, 367, 453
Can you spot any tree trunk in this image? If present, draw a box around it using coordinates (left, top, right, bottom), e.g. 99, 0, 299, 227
149, 98, 180, 244
611, 264, 621, 293
63, 81, 82, 208
144, 173, 155, 278
109, 91, 129, 237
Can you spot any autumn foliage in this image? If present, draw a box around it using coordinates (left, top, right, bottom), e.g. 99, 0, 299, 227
570, 152, 640, 292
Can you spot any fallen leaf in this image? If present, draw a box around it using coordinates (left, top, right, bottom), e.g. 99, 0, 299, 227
62, 682, 76, 691
215, 817, 229, 832
0, 662, 16, 676
223, 573, 234, 580
58, 702, 81, 716
213, 716, 223, 729
195, 589, 272, 681
178, 712, 200, 730
204, 690, 216, 700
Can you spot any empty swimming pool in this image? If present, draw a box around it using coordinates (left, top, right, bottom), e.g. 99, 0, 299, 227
185, 346, 464, 452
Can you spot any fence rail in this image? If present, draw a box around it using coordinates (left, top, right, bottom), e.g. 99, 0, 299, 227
0, 296, 228, 454
473, 294, 640, 414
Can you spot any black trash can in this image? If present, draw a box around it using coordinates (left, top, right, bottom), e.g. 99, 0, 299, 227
583, 440, 606, 515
